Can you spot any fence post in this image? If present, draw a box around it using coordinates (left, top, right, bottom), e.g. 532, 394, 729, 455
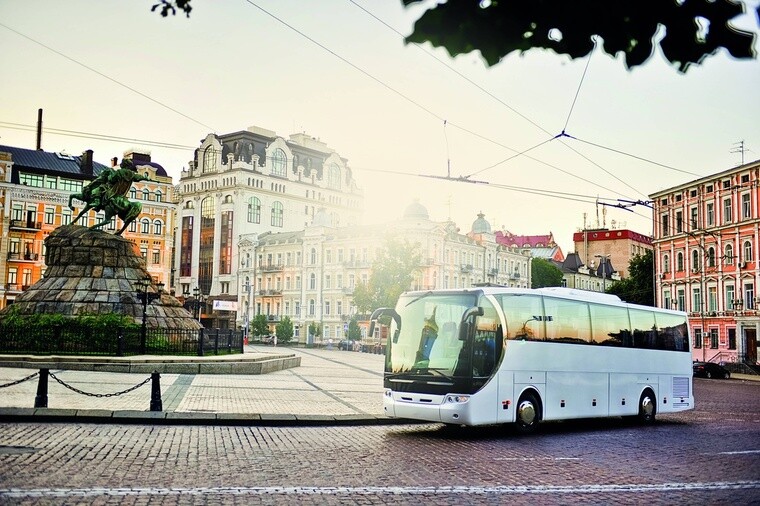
227, 330, 232, 353
34, 368, 49, 408
150, 371, 162, 411
214, 329, 219, 355
197, 328, 204, 357
117, 328, 124, 357
240, 330, 244, 353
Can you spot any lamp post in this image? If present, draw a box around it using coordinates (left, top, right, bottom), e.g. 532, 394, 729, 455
243, 279, 251, 345
191, 287, 206, 322
136, 277, 164, 354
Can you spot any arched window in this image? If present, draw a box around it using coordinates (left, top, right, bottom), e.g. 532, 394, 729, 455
130, 188, 137, 199
309, 299, 315, 316
310, 248, 317, 265
224, 194, 233, 204
271, 148, 286, 177
142, 189, 150, 201
153, 219, 163, 235
707, 247, 716, 267
663, 254, 670, 273
725, 244, 734, 264
141, 218, 150, 234
203, 146, 217, 173
744, 240, 753, 261
129, 220, 137, 233
310, 273, 316, 290
328, 163, 341, 189
155, 190, 163, 203
184, 200, 194, 209
692, 249, 700, 271
271, 201, 283, 227
677, 252, 684, 271
247, 197, 261, 223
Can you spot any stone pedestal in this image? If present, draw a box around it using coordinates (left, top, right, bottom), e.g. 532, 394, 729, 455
0, 225, 201, 330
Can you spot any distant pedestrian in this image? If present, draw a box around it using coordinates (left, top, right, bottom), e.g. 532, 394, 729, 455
273, 335, 277, 347
328, 338, 333, 350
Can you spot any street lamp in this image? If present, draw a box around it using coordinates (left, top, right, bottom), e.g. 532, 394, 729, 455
136, 277, 164, 354
191, 287, 206, 322
243, 278, 251, 345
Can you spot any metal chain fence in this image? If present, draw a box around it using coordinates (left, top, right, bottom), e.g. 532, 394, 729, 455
0, 371, 40, 389
48, 371, 152, 398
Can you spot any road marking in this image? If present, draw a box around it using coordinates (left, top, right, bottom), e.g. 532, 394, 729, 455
494, 457, 582, 461
709, 449, 760, 456
2, 481, 758, 498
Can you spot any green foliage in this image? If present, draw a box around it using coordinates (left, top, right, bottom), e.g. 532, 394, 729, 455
276, 316, 294, 344
531, 258, 564, 288
251, 314, 269, 337
348, 316, 362, 341
0, 307, 138, 330
607, 250, 654, 306
402, 0, 758, 73
308, 322, 322, 338
352, 238, 421, 313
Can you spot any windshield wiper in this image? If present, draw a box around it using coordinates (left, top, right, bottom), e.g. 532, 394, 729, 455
404, 291, 433, 307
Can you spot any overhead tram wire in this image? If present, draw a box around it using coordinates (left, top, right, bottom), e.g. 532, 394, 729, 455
349, 2, 685, 196
0, 22, 217, 133
0, 122, 196, 151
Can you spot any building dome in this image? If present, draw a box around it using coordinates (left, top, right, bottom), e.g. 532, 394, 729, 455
471, 212, 491, 234
403, 199, 429, 220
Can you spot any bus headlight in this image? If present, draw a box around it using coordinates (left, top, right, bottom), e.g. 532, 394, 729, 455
446, 395, 470, 403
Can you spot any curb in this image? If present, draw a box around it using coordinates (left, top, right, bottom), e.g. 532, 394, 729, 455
0, 408, 422, 427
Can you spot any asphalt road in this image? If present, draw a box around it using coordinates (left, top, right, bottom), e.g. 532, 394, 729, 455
0, 378, 758, 505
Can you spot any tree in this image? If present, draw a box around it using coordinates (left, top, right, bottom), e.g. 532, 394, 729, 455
531, 258, 563, 288
352, 238, 421, 313
348, 315, 362, 341
275, 316, 294, 344
251, 314, 269, 337
308, 321, 322, 339
152, 1, 757, 71
606, 250, 655, 306
401, 0, 758, 73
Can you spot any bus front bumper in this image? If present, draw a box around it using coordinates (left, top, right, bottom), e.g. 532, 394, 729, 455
383, 389, 474, 425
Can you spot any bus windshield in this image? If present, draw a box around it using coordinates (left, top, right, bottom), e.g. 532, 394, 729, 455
387, 292, 477, 375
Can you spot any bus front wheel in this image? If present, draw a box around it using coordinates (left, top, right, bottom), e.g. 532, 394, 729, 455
637, 390, 656, 424
515, 393, 541, 434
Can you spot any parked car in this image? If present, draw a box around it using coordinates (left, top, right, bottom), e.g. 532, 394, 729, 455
693, 361, 731, 379
260, 335, 275, 344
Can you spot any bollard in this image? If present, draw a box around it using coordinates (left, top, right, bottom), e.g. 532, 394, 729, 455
34, 368, 49, 408
150, 371, 162, 412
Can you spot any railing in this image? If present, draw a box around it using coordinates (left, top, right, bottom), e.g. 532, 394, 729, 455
0, 326, 244, 357
260, 263, 284, 272
9, 219, 42, 230
6, 252, 39, 261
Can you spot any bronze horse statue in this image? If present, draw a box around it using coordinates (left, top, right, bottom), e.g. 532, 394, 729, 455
68, 159, 151, 235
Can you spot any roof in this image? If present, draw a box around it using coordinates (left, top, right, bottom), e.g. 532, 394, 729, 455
496, 231, 555, 248
0, 144, 108, 178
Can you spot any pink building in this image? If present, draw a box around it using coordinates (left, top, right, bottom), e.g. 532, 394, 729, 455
650, 158, 760, 366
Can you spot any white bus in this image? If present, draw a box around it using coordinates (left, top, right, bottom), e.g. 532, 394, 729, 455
373, 287, 693, 433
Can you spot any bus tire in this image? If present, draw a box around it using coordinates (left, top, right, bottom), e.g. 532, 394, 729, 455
637, 389, 656, 424
515, 392, 541, 434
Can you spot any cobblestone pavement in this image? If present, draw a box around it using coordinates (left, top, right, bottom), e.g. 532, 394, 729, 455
0, 377, 758, 504
0, 346, 385, 416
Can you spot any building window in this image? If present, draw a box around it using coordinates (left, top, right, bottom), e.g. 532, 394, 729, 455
324, 275, 331, 289
203, 146, 217, 173
692, 250, 700, 271
744, 240, 753, 262
324, 300, 331, 316
309, 273, 316, 290
44, 207, 55, 225
693, 328, 702, 348
663, 254, 670, 273
271, 148, 286, 177
708, 287, 717, 312
271, 201, 283, 227
248, 197, 261, 223
130, 188, 137, 199
141, 218, 150, 234
710, 329, 718, 349
742, 193, 751, 219
310, 248, 317, 265
661, 214, 669, 236
728, 328, 737, 350
309, 299, 315, 316
706, 202, 714, 226
725, 244, 734, 264
724, 198, 732, 223
726, 285, 735, 310
11, 204, 23, 221
153, 220, 163, 235
744, 283, 755, 310
152, 250, 160, 264
677, 252, 684, 271
59, 179, 83, 192
155, 190, 163, 203
142, 189, 150, 201
690, 207, 698, 229
45, 177, 58, 189
675, 211, 683, 233
692, 287, 702, 313
19, 173, 43, 187
8, 267, 17, 285
328, 163, 341, 189
707, 247, 716, 267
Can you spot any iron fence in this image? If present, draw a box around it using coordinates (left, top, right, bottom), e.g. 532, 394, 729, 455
0, 325, 244, 357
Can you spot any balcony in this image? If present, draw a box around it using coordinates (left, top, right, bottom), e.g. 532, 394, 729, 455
7, 252, 40, 262
258, 289, 282, 296
5, 284, 23, 292
260, 263, 283, 272
460, 264, 473, 273
488, 268, 499, 276
9, 219, 42, 231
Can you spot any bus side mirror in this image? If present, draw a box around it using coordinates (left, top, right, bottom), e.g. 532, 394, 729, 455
459, 306, 483, 341
393, 329, 400, 343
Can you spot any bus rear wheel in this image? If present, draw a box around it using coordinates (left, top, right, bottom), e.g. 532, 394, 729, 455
637, 390, 656, 424
515, 393, 541, 434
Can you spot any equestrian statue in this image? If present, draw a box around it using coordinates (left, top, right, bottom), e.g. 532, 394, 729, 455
68, 159, 152, 235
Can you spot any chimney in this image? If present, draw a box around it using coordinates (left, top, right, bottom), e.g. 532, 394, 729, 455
36, 108, 43, 151
80, 149, 94, 175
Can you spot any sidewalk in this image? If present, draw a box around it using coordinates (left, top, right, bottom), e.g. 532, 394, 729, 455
0, 345, 394, 426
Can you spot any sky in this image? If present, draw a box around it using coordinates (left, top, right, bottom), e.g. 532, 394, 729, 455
1, 0, 759, 255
